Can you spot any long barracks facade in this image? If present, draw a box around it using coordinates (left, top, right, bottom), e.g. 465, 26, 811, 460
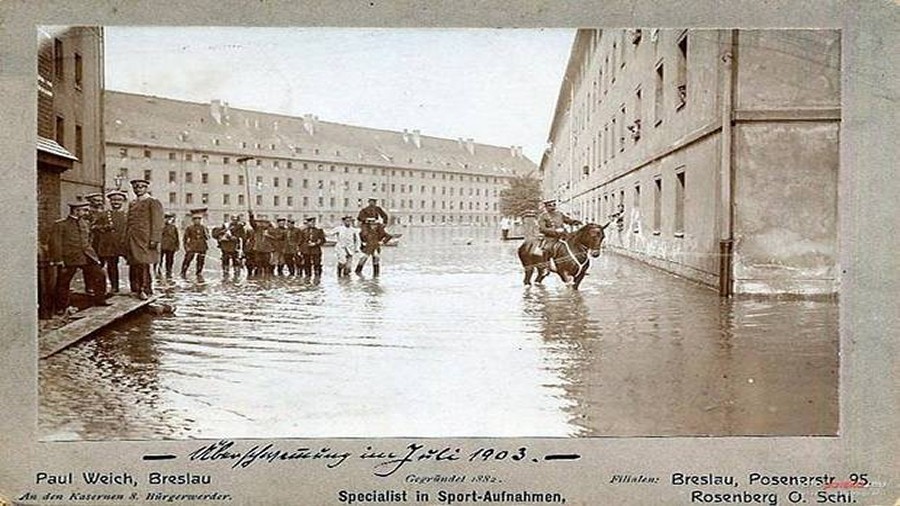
541, 29, 841, 295
104, 91, 535, 229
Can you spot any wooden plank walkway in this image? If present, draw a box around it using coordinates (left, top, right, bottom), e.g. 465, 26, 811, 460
39, 294, 161, 359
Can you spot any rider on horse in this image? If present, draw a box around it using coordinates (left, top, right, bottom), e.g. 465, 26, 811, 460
536, 199, 582, 270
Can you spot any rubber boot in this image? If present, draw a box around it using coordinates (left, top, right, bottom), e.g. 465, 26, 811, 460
373, 264, 380, 277
354, 263, 364, 275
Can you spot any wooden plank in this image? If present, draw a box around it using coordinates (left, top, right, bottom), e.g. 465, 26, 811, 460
39, 294, 161, 359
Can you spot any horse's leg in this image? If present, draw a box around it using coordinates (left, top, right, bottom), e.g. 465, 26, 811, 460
523, 264, 533, 285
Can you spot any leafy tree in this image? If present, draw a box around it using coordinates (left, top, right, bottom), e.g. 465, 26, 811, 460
499, 174, 543, 217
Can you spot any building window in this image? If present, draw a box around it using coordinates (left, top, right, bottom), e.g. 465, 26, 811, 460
185, 153, 193, 161
256, 195, 262, 206
186, 193, 193, 204
169, 152, 176, 160
329, 197, 335, 207
185, 172, 193, 183
676, 33, 688, 111
302, 196, 308, 207
238, 174, 245, 186
238, 194, 245, 206
256, 176, 263, 187
655, 62, 665, 126
287, 196, 293, 207
653, 177, 662, 234
55, 116, 64, 146
317, 180, 324, 190
287, 178, 293, 188
213, 138, 220, 146
168, 192, 177, 204
256, 159, 262, 166
619, 105, 626, 152
274, 177, 280, 188
274, 196, 280, 206
168, 171, 176, 183
675, 170, 685, 236
200, 173, 208, 184
223, 194, 230, 205
223, 174, 230, 185
53, 38, 64, 80
74, 125, 83, 159
317, 197, 324, 207
74, 53, 83, 89
223, 156, 230, 164
143, 169, 152, 181
142, 149, 151, 158
303, 179, 308, 189
201, 193, 209, 204
630, 88, 643, 143
357, 182, 363, 191
273, 160, 280, 168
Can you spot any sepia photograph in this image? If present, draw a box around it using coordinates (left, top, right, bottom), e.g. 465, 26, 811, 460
36, 26, 841, 441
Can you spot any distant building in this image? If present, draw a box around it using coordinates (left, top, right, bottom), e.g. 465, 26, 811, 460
542, 29, 840, 295
37, 26, 105, 248
104, 91, 535, 228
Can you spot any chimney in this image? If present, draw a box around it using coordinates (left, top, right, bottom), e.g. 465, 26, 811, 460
303, 114, 316, 136
412, 129, 421, 148
510, 145, 517, 158
222, 102, 230, 125
402, 129, 409, 143
210, 99, 222, 124
465, 138, 475, 155
457, 137, 465, 148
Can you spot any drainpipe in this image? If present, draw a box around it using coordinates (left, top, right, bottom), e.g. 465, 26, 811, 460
718, 30, 738, 297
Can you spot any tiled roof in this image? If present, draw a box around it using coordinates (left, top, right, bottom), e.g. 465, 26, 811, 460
105, 91, 537, 177
37, 136, 78, 160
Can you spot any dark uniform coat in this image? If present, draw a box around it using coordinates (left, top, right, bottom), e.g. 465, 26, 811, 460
360, 223, 392, 256
304, 227, 326, 254
357, 204, 389, 224
284, 226, 301, 255
160, 223, 180, 252
125, 196, 164, 265
92, 209, 127, 257
50, 216, 100, 266
270, 226, 288, 254
183, 223, 210, 253
212, 225, 240, 253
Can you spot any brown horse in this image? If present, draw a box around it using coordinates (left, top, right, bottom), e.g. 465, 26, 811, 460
517, 223, 607, 289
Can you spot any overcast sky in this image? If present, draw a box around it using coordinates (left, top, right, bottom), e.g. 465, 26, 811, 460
104, 27, 575, 163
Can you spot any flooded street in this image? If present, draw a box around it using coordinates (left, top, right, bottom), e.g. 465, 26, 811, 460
39, 226, 838, 440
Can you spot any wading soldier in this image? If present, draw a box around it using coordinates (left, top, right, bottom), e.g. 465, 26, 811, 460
356, 217, 393, 277
92, 190, 128, 293
158, 212, 179, 278
248, 211, 275, 278
328, 215, 361, 278
536, 199, 581, 269
228, 215, 247, 275
303, 216, 326, 280
212, 217, 241, 276
271, 217, 289, 276
125, 178, 163, 299
284, 218, 301, 276
49, 201, 111, 313
181, 208, 210, 278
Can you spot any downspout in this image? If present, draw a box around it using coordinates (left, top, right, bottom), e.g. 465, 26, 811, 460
98, 27, 106, 194
718, 30, 738, 297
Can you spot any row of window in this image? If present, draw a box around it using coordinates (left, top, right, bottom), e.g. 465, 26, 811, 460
573, 30, 690, 174
584, 169, 686, 236
119, 147, 500, 181
206, 213, 500, 226
167, 191, 498, 212
54, 116, 84, 159
117, 168, 500, 197
52, 37, 84, 90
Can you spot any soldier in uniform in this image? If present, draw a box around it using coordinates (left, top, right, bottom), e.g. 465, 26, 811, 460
180, 208, 210, 278
212, 217, 241, 277
90, 190, 128, 293
357, 197, 389, 229
271, 217, 289, 276
158, 212, 180, 278
84, 192, 106, 225
284, 218, 301, 276
49, 201, 111, 313
536, 199, 582, 267
302, 216, 326, 280
355, 217, 393, 277
248, 211, 276, 278
125, 178, 163, 299
228, 215, 247, 275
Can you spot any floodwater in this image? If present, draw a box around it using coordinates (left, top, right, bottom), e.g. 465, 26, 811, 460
39, 226, 838, 440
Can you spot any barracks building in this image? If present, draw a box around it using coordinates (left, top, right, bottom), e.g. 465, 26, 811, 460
541, 29, 841, 295
104, 91, 536, 229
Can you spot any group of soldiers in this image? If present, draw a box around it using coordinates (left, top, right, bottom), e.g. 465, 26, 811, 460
163, 199, 393, 281
46, 180, 395, 317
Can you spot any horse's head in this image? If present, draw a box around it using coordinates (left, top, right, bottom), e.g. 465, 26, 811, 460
572, 223, 606, 258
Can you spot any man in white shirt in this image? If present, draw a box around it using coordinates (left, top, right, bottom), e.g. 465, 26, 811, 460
327, 215, 361, 278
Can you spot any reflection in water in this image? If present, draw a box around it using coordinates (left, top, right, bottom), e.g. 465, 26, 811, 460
39, 227, 838, 439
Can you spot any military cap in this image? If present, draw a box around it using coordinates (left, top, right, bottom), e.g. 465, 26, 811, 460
129, 178, 150, 186
342, 215, 354, 220
164, 211, 176, 218
67, 201, 90, 209
367, 197, 378, 201
276, 217, 286, 222
287, 218, 296, 224
105, 190, 127, 199
84, 192, 104, 200
365, 216, 377, 222
304, 216, 317, 223
190, 207, 207, 218
520, 210, 538, 218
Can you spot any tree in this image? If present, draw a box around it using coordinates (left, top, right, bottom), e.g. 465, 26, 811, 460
499, 174, 543, 217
